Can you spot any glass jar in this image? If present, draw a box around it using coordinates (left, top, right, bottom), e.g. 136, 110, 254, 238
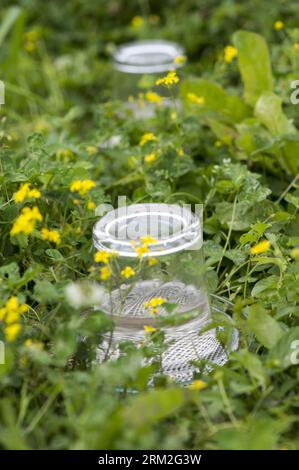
111, 40, 185, 115
93, 203, 237, 383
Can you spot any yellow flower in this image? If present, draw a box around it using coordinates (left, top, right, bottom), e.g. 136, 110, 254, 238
148, 257, 158, 266
188, 380, 208, 391
250, 240, 271, 255
178, 148, 184, 156
131, 16, 144, 28
14, 183, 41, 203
156, 70, 179, 87
70, 179, 96, 196
100, 266, 111, 281
86, 145, 97, 155
136, 244, 150, 258
293, 43, 299, 51
144, 325, 157, 333
10, 206, 43, 236
274, 20, 284, 30
94, 250, 111, 264
144, 297, 166, 314
291, 248, 299, 259
145, 91, 163, 104
5, 323, 21, 342
215, 140, 222, 148
24, 339, 43, 349
171, 111, 177, 120
174, 55, 186, 65
224, 45, 237, 63
139, 132, 157, 146
87, 200, 96, 210
121, 266, 136, 278
144, 152, 158, 164
0, 297, 29, 342
41, 228, 61, 245
187, 92, 205, 106
140, 235, 157, 245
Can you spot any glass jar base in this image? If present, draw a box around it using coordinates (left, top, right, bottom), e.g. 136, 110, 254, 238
96, 282, 237, 383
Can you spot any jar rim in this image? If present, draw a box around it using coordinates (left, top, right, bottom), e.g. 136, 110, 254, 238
112, 40, 185, 74
93, 203, 202, 257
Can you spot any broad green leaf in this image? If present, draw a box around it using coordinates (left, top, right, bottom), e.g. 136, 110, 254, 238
247, 304, 284, 349
255, 92, 295, 136
251, 275, 280, 298
233, 31, 273, 106
0, 7, 22, 47
180, 78, 250, 123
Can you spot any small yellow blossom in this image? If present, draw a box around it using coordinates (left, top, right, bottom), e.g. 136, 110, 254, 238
86, 145, 97, 155
87, 200, 96, 210
140, 132, 157, 146
5, 323, 21, 342
136, 244, 150, 258
187, 92, 205, 106
144, 325, 157, 333
171, 111, 177, 120
224, 45, 237, 63
148, 257, 158, 266
144, 152, 158, 164
188, 380, 208, 391
131, 16, 144, 28
10, 206, 43, 236
41, 228, 61, 245
100, 266, 111, 281
145, 91, 163, 104
121, 266, 136, 278
274, 20, 284, 30
144, 297, 166, 314
94, 250, 111, 264
174, 55, 186, 65
250, 240, 271, 255
293, 43, 299, 51
14, 183, 41, 203
140, 235, 157, 245
156, 70, 179, 87
291, 248, 299, 259
0, 297, 29, 342
24, 339, 43, 349
70, 179, 96, 196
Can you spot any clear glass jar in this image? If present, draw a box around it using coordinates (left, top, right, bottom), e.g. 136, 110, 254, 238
111, 40, 185, 106
93, 203, 237, 383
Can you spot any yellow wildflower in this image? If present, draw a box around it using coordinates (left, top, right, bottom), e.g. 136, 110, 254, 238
41, 228, 61, 245
156, 70, 179, 87
121, 266, 136, 278
144, 152, 158, 164
144, 297, 166, 314
131, 16, 144, 28
188, 380, 208, 391
136, 244, 150, 258
86, 145, 97, 155
140, 132, 157, 146
291, 248, 299, 259
187, 92, 205, 106
10, 206, 43, 236
148, 257, 158, 266
144, 325, 157, 333
100, 266, 111, 281
174, 55, 186, 65
14, 183, 41, 203
145, 91, 163, 104
250, 240, 271, 255
24, 339, 43, 349
5, 323, 21, 342
70, 179, 96, 196
171, 111, 177, 120
94, 250, 113, 264
140, 235, 157, 245
293, 43, 299, 51
224, 45, 237, 63
274, 20, 284, 30
87, 200, 96, 210
0, 297, 29, 342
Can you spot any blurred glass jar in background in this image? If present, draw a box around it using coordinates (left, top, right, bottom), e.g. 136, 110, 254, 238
93, 203, 237, 383
111, 40, 185, 116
